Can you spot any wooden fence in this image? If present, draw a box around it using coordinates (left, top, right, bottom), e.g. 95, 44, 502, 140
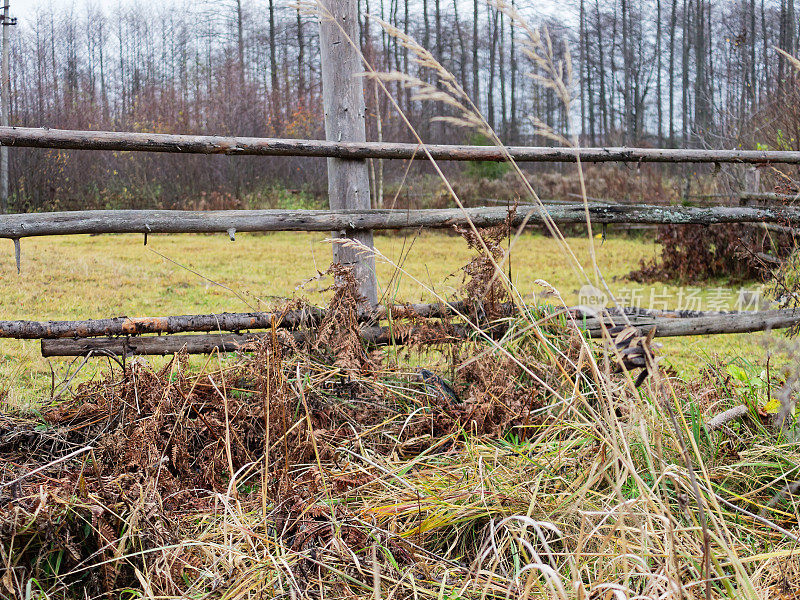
2, 127, 800, 355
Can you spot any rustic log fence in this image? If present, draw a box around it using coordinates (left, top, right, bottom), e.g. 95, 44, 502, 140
3, 123, 800, 355
37, 307, 800, 357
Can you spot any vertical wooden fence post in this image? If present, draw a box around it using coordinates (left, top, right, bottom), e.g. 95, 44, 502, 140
743, 166, 760, 206
319, 0, 379, 306
0, 1, 11, 215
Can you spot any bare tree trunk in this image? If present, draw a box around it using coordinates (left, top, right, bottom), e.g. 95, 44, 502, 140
779, 0, 795, 89
86, 14, 95, 109
608, 5, 618, 136
98, 18, 107, 122
420, 0, 431, 137
403, 0, 410, 112
499, 10, 507, 138
434, 0, 442, 65
669, 0, 677, 145
269, 0, 279, 127
1, 1, 10, 214
236, 0, 245, 87
779, 0, 786, 85
579, 0, 586, 143
297, 5, 305, 100
694, 0, 710, 136
656, 0, 663, 145
750, 0, 757, 105
595, 0, 608, 141
586, 35, 596, 144
452, 0, 468, 99
682, 0, 690, 146
472, 0, 479, 106
51, 12, 60, 120
621, 0, 632, 143
422, 0, 430, 55
374, 82, 383, 208
762, 0, 769, 97
706, 0, 715, 120
487, 3, 498, 130
319, 0, 378, 306
509, 0, 517, 142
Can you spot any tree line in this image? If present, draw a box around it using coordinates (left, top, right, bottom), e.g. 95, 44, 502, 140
5, 0, 800, 210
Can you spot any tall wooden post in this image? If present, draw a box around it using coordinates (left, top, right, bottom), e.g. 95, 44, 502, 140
319, 0, 379, 306
742, 166, 760, 206
0, 1, 11, 215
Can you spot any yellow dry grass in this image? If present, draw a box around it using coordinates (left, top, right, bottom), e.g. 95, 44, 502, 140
0, 230, 771, 407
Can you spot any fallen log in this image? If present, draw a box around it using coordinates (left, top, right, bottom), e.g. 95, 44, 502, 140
707, 405, 750, 430
5, 126, 800, 164
5, 204, 800, 239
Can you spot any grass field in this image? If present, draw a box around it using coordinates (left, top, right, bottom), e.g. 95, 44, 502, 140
0, 229, 773, 407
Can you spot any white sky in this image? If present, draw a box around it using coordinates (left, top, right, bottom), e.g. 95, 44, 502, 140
8, 0, 576, 27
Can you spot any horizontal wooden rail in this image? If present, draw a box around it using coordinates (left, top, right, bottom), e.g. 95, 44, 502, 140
740, 192, 800, 203
0, 302, 756, 340
4, 204, 800, 239
41, 332, 322, 356
582, 308, 800, 337
0, 301, 477, 339
4, 126, 800, 164
2, 302, 735, 340
742, 221, 800, 236
1, 310, 320, 339
40, 325, 469, 356
38, 308, 800, 356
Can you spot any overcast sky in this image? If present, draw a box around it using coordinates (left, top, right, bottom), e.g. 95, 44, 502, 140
7, 0, 178, 25
7, 0, 576, 28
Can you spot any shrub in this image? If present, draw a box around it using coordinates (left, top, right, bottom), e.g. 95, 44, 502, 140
628, 224, 769, 283
464, 133, 511, 180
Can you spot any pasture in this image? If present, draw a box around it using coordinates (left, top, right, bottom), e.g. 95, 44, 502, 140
0, 229, 768, 406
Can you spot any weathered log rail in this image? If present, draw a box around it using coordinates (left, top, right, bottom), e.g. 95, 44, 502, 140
0, 301, 480, 339
39, 324, 477, 356
581, 308, 800, 337
4, 204, 800, 239
39, 328, 396, 357
5, 126, 800, 164
37, 307, 800, 356
739, 192, 800, 203
1, 303, 786, 340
